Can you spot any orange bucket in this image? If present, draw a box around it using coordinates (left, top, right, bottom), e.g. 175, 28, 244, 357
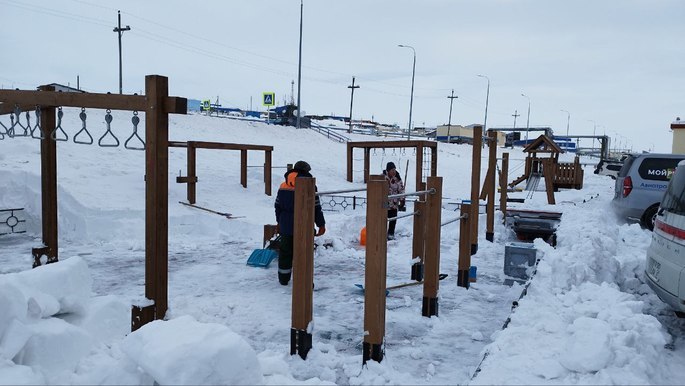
360, 226, 367, 246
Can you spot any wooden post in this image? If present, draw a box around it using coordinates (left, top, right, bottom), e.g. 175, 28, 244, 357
291, 177, 315, 359
411, 193, 426, 281
486, 130, 497, 242
37, 85, 58, 266
416, 144, 424, 191
422, 176, 442, 317
500, 153, 509, 221
264, 150, 272, 196
457, 202, 471, 288
430, 145, 438, 177
347, 143, 353, 182
363, 175, 388, 364
543, 159, 556, 205
363, 148, 370, 183
141, 75, 170, 326
240, 149, 247, 188
187, 142, 197, 204
470, 125, 482, 255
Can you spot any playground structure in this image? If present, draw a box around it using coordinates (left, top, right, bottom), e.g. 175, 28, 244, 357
346, 140, 437, 191
507, 135, 584, 205
169, 140, 275, 202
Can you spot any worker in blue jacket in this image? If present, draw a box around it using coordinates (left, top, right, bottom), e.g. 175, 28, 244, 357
274, 160, 326, 285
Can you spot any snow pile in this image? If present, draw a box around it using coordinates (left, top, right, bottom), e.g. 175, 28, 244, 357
472, 193, 672, 384
122, 315, 263, 385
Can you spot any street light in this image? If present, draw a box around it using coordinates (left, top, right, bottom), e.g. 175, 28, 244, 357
398, 44, 416, 140
587, 120, 597, 157
446, 89, 458, 143
521, 93, 531, 142
477, 74, 490, 132
560, 109, 570, 137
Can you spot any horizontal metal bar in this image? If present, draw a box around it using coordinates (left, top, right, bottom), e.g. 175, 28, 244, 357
0, 208, 25, 212
388, 210, 419, 221
316, 188, 367, 196
441, 213, 468, 226
388, 188, 435, 200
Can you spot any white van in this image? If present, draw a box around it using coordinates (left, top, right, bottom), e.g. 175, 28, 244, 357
645, 160, 685, 316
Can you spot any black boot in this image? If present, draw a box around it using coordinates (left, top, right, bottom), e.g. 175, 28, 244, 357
279, 272, 290, 285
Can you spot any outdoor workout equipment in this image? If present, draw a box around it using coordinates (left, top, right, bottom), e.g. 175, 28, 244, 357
0, 76, 187, 332
50, 107, 68, 141
124, 111, 145, 150
98, 109, 119, 147
178, 201, 243, 219
73, 108, 94, 145
30, 106, 44, 140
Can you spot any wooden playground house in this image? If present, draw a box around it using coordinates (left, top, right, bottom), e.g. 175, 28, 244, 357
508, 135, 584, 204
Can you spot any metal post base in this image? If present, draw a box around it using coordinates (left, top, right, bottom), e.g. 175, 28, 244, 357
486, 232, 494, 242
290, 328, 312, 360
471, 243, 478, 255
422, 296, 438, 317
362, 341, 383, 364
411, 263, 424, 282
457, 269, 470, 289
31, 246, 56, 268
131, 304, 156, 332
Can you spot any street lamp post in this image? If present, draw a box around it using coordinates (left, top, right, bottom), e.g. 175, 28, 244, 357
398, 44, 416, 140
295, 0, 304, 129
446, 89, 458, 143
587, 119, 597, 156
560, 109, 570, 137
521, 93, 531, 142
477, 75, 490, 133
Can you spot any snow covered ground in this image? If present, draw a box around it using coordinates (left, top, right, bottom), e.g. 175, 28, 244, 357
1, 110, 685, 385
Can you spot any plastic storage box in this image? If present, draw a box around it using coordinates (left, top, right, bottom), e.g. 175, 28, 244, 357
504, 242, 537, 280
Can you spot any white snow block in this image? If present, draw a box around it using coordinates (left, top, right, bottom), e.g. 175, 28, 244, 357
122, 315, 263, 385
13, 318, 92, 376
0, 320, 33, 361
0, 282, 28, 337
0, 359, 45, 385
61, 295, 130, 345
2, 257, 93, 317
559, 317, 612, 372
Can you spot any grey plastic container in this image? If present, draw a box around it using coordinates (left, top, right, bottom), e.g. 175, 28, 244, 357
504, 242, 537, 280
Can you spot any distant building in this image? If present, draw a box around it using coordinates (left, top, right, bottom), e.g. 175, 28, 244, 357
671, 117, 685, 154
37, 83, 84, 93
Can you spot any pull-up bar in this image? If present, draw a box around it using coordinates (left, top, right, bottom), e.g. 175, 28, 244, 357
388, 188, 435, 200
316, 187, 366, 196
441, 213, 468, 227
388, 210, 419, 222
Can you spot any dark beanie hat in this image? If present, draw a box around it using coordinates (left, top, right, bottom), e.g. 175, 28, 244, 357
294, 160, 311, 172
386, 162, 396, 172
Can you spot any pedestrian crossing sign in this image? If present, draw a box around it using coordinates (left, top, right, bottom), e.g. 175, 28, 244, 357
263, 92, 275, 107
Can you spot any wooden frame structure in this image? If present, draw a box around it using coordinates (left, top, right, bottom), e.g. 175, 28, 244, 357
169, 140, 274, 203
289, 175, 444, 364
0, 75, 187, 331
346, 140, 438, 190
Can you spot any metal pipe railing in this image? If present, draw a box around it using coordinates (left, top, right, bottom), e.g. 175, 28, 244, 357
388, 188, 435, 200
316, 187, 367, 196
388, 210, 419, 222
441, 213, 468, 227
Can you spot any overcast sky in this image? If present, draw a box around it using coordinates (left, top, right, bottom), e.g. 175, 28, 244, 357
1, 0, 683, 152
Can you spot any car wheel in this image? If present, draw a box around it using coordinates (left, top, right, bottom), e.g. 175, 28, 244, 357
641, 205, 659, 231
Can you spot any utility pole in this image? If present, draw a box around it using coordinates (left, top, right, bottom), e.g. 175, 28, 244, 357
113, 10, 131, 94
295, 0, 304, 129
512, 110, 520, 129
446, 89, 458, 143
290, 80, 295, 105
347, 76, 360, 134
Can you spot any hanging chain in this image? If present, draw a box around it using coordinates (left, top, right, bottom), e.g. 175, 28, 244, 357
30, 106, 44, 140
10, 106, 28, 137
98, 109, 120, 147
124, 111, 145, 150
50, 107, 68, 141
0, 116, 7, 140
73, 108, 93, 145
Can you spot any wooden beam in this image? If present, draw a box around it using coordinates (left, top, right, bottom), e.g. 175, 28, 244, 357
416, 143, 424, 192
422, 176, 442, 317
291, 177, 315, 359
0, 90, 187, 114
470, 125, 483, 255
457, 202, 471, 288
187, 142, 197, 204
168, 140, 273, 151
347, 143, 353, 182
486, 130, 497, 242
39, 87, 58, 264
363, 148, 370, 183
363, 175, 388, 364
411, 198, 426, 281
500, 153, 509, 221
348, 140, 437, 149
240, 149, 248, 188
265, 150, 272, 196
430, 146, 438, 177
143, 75, 170, 326
0, 103, 34, 115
